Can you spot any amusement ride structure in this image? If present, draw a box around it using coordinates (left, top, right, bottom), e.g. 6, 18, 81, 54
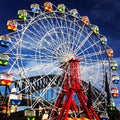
0, 2, 119, 120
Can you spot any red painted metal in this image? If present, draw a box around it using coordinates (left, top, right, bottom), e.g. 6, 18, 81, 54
50, 58, 100, 120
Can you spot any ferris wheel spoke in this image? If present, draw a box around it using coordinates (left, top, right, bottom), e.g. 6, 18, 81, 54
22, 28, 43, 44
69, 19, 79, 51
74, 31, 93, 54
74, 23, 85, 51
76, 40, 101, 57
80, 49, 106, 60
49, 15, 67, 45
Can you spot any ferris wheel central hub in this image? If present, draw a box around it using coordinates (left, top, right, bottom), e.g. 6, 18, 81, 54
61, 53, 75, 62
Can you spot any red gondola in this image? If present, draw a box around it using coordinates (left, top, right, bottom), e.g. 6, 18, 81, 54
7, 20, 17, 32
106, 48, 113, 57
81, 16, 90, 25
111, 88, 119, 98
44, 2, 52, 12
0, 72, 13, 86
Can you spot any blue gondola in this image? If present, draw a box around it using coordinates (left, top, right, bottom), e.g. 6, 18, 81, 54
112, 75, 120, 84
0, 35, 11, 47
70, 9, 79, 19
100, 36, 107, 45
30, 4, 40, 13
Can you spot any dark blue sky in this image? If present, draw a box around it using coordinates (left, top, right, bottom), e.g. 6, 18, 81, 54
0, 0, 120, 56
0, 0, 120, 109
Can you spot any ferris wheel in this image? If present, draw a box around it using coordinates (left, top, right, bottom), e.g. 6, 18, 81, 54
0, 2, 119, 120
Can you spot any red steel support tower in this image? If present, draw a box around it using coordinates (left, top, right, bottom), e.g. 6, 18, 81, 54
50, 58, 100, 120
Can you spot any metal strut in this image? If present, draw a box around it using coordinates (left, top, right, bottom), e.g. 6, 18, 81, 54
50, 58, 100, 120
